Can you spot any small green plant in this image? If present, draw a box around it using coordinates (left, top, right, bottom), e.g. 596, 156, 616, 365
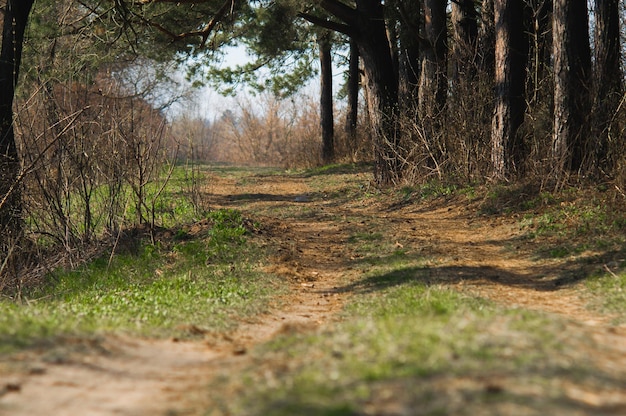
418, 181, 458, 199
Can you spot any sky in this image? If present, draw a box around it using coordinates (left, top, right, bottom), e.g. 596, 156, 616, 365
166, 43, 347, 122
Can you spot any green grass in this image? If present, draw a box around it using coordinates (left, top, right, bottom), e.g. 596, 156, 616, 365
216, 271, 596, 415
0, 208, 281, 354
26, 164, 209, 247
585, 269, 626, 323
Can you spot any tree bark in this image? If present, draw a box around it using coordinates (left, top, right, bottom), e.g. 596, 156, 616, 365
491, 0, 528, 179
418, 0, 447, 170
552, 0, 592, 174
319, 31, 334, 164
593, 0, 622, 170
0, 0, 35, 247
418, 0, 447, 119
353, 0, 399, 185
479, 0, 495, 81
451, 0, 478, 84
345, 38, 359, 152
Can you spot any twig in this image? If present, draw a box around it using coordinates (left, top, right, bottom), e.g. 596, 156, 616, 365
603, 264, 620, 279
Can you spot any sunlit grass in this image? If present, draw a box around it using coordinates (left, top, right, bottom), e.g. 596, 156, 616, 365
585, 270, 626, 323
0, 208, 281, 354
217, 272, 589, 415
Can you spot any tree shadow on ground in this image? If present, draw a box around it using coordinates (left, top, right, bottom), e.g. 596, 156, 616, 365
209, 191, 329, 206
332, 248, 626, 296
249, 368, 626, 416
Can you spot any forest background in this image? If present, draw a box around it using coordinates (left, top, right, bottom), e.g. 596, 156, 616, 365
0, 0, 625, 290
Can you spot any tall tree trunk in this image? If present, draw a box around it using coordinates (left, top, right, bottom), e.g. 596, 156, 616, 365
527, 0, 552, 106
319, 31, 334, 164
418, 0, 448, 169
387, 20, 400, 81
552, 0, 592, 175
345, 38, 359, 153
0, 0, 35, 248
397, 0, 421, 113
593, 0, 623, 170
310, 0, 399, 184
451, 0, 478, 84
478, 0, 495, 82
354, 0, 400, 185
419, 0, 448, 118
491, 0, 528, 179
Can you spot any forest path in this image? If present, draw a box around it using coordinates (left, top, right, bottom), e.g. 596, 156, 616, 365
1, 166, 624, 414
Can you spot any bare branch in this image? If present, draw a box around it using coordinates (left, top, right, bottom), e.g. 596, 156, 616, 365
318, 0, 357, 25
298, 12, 354, 37
118, 0, 238, 48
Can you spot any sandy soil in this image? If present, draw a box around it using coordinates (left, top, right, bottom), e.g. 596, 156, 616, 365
1, 167, 624, 415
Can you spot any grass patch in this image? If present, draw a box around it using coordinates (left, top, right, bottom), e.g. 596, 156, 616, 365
216, 273, 594, 415
0, 209, 280, 354
585, 269, 626, 323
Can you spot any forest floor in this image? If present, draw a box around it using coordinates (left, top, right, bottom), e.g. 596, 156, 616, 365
1, 164, 625, 415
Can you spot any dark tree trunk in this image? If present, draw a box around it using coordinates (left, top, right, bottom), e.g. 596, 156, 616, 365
354, 0, 400, 185
0, 0, 35, 247
319, 31, 334, 164
387, 20, 400, 81
491, 0, 529, 179
397, 0, 421, 112
419, 0, 448, 118
527, 0, 552, 105
345, 38, 359, 151
552, 0, 592, 174
451, 0, 478, 84
593, 0, 622, 170
311, 0, 399, 184
418, 0, 447, 170
479, 0, 495, 82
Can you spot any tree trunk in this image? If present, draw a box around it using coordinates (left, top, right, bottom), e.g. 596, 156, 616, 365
491, 0, 528, 179
319, 31, 334, 164
418, 0, 447, 169
345, 38, 359, 153
552, 0, 592, 174
0, 0, 35, 248
397, 1, 421, 113
479, 0, 495, 81
354, 0, 400, 185
307, 0, 399, 184
593, 0, 622, 170
451, 0, 478, 84
387, 20, 400, 82
419, 0, 448, 118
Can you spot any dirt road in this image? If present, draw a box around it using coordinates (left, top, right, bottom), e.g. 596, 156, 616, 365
2, 166, 624, 415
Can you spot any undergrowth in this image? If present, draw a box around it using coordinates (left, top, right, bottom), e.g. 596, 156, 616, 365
0, 208, 279, 354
